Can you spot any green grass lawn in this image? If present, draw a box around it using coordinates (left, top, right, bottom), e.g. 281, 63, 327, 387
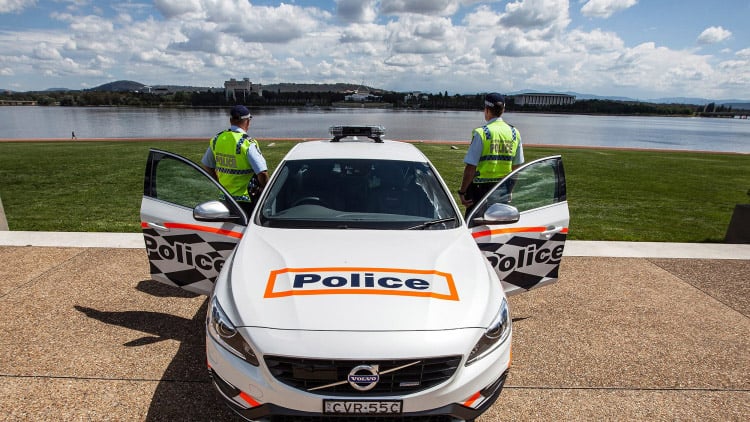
0, 140, 747, 242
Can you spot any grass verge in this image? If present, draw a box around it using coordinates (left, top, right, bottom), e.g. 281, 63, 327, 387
0, 140, 747, 242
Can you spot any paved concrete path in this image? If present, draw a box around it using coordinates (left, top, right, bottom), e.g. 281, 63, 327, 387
0, 234, 748, 420
1, 231, 750, 259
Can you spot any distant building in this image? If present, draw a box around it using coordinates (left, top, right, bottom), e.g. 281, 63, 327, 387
404, 92, 429, 102
344, 87, 382, 102
513, 93, 575, 106
225, 78, 262, 101
141, 85, 206, 94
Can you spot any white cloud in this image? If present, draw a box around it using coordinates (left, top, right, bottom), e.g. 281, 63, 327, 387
229, 4, 324, 44
380, 0, 461, 16
32, 42, 63, 60
386, 15, 463, 55
603, 42, 715, 95
153, 0, 203, 19
0, 0, 35, 14
384, 53, 424, 67
0, 0, 747, 100
565, 28, 624, 52
453, 47, 483, 66
485, 1, 575, 59
317, 59, 350, 78
336, 0, 377, 23
283, 57, 304, 71
717, 59, 750, 88
500, 0, 571, 33
492, 28, 552, 56
70, 16, 115, 33
169, 23, 239, 55
580, 0, 638, 19
697, 26, 732, 45
462, 4, 500, 27
340, 23, 388, 43
154, 0, 328, 44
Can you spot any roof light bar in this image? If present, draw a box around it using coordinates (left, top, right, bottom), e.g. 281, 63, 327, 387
329, 125, 386, 143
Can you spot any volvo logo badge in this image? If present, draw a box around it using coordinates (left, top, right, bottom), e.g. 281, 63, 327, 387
347, 365, 380, 391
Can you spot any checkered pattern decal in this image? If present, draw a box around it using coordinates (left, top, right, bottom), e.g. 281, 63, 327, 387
143, 228, 238, 289
476, 231, 566, 290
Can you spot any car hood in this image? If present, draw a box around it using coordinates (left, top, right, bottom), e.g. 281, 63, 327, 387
220, 226, 502, 331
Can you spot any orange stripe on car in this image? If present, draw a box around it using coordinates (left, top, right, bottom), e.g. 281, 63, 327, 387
140, 221, 243, 239
471, 226, 568, 239
239, 391, 261, 407
463, 391, 482, 408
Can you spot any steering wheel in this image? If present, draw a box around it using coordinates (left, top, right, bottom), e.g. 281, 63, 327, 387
291, 196, 330, 208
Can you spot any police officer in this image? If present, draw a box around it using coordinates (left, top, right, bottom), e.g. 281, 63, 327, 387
201, 105, 269, 215
458, 93, 524, 217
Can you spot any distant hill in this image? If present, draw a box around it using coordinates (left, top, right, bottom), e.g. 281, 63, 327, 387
648, 97, 750, 107
724, 103, 750, 111
262, 82, 385, 93
84, 80, 386, 94
85, 80, 384, 94
13, 81, 750, 105
90, 80, 146, 92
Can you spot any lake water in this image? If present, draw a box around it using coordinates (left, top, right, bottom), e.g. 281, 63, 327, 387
1, 106, 749, 153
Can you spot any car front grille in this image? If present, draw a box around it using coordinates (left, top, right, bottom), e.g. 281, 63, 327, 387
264, 355, 463, 396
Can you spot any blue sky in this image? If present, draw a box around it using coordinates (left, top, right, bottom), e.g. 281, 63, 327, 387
1, 0, 748, 100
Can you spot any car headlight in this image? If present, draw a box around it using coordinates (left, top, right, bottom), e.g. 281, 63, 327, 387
466, 298, 511, 365
207, 297, 259, 366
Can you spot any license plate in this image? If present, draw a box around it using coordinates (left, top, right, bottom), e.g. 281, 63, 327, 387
323, 400, 403, 415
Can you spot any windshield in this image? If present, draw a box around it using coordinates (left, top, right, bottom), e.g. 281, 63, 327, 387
258, 159, 459, 229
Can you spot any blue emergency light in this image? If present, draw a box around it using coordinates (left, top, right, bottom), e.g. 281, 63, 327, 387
329, 125, 385, 143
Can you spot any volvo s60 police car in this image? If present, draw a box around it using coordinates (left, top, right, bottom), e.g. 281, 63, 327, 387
140, 126, 569, 421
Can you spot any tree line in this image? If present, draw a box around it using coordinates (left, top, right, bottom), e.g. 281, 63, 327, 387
1, 89, 701, 116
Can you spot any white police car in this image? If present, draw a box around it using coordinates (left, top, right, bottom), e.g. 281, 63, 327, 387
140, 126, 569, 421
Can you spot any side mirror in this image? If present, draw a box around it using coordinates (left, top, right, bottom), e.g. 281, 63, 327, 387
193, 200, 241, 222
471, 203, 520, 225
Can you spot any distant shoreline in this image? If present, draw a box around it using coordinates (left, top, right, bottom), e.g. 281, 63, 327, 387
2, 103, 748, 119
0, 136, 745, 155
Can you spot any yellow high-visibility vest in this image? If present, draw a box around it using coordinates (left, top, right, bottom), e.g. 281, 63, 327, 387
473, 120, 518, 183
210, 130, 258, 200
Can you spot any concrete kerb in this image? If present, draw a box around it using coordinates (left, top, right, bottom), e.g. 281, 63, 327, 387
0, 196, 8, 231
0, 231, 749, 259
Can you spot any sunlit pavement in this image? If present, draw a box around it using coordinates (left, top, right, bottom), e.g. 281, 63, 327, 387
0, 233, 748, 421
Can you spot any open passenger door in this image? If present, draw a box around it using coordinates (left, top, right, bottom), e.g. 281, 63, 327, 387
140, 149, 248, 295
467, 156, 569, 295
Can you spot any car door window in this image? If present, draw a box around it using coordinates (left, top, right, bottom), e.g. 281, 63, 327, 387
152, 155, 223, 209
479, 158, 565, 216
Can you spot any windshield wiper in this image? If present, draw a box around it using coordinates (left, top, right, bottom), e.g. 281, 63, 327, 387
406, 217, 457, 230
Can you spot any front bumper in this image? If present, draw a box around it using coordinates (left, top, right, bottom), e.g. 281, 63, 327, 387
206, 330, 511, 421
210, 367, 509, 421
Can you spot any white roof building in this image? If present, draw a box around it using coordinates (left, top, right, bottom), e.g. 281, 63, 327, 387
514, 93, 575, 106
225, 78, 262, 100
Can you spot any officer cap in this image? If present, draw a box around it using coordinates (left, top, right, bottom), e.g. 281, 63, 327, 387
230, 105, 252, 120
484, 93, 505, 108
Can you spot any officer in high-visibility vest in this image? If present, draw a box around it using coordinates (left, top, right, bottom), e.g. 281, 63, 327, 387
201, 105, 269, 215
458, 93, 524, 217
